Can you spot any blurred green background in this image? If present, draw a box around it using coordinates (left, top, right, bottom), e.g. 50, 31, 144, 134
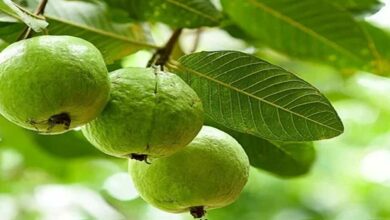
2, 1, 390, 220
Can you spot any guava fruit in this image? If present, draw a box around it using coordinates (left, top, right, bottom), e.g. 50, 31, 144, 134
0, 35, 110, 134
129, 126, 250, 218
82, 67, 204, 160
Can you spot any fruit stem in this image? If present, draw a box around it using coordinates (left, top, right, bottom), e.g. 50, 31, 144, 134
147, 28, 183, 70
190, 206, 206, 219
130, 154, 151, 164
17, 0, 49, 40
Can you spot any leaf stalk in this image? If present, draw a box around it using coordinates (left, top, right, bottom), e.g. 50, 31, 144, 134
17, 0, 49, 40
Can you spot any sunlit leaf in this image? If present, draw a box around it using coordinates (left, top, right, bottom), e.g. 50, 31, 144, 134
103, 0, 222, 28
170, 51, 344, 141
0, 1, 21, 20
361, 22, 390, 73
0, 11, 18, 22
26, 0, 158, 63
221, 0, 383, 73
1, 0, 47, 31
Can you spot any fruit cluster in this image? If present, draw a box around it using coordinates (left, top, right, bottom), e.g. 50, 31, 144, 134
0, 35, 250, 218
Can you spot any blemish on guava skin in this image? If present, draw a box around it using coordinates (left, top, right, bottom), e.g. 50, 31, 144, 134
27, 112, 71, 132
130, 153, 151, 164
190, 206, 206, 219
48, 112, 71, 130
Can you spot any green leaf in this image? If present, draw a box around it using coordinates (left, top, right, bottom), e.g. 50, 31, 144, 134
206, 118, 315, 177
244, 139, 315, 177
104, 0, 222, 28
0, 38, 7, 50
0, 1, 20, 21
324, 0, 383, 15
170, 51, 344, 141
221, 0, 383, 73
0, 11, 18, 22
1, 0, 47, 31
0, 22, 24, 42
360, 22, 390, 73
27, 0, 157, 63
0, 2, 24, 42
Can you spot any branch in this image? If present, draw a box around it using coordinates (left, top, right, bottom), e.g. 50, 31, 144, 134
147, 28, 183, 70
17, 0, 49, 41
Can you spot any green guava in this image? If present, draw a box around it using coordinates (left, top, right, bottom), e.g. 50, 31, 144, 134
0, 35, 110, 134
82, 67, 204, 159
129, 126, 250, 218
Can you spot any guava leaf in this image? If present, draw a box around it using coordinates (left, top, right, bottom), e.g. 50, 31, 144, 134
0, 11, 17, 22
21, 0, 158, 63
206, 118, 315, 177
244, 139, 315, 177
324, 0, 383, 15
1, 0, 47, 31
220, 0, 384, 74
360, 22, 390, 74
0, 22, 23, 42
103, 0, 222, 28
170, 51, 344, 141
0, 38, 7, 50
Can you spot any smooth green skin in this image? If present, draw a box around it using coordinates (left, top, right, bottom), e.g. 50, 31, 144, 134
129, 126, 250, 213
0, 35, 110, 134
82, 67, 204, 158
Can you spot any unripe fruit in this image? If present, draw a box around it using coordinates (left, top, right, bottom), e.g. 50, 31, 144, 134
129, 126, 250, 218
0, 35, 110, 134
82, 67, 204, 160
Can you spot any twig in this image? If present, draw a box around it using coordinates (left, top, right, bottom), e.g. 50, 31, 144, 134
147, 28, 183, 70
17, 0, 49, 40
190, 28, 203, 53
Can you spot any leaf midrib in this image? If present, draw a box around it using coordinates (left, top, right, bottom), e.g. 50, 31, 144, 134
0, 7, 21, 21
246, 0, 372, 63
169, 60, 342, 133
46, 15, 159, 49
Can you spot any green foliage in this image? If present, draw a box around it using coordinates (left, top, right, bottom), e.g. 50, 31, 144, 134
206, 117, 315, 177
324, 0, 383, 15
32, 0, 155, 63
171, 51, 343, 141
1, 0, 47, 31
1, 0, 390, 218
221, 0, 386, 74
361, 22, 390, 72
103, 0, 222, 28
0, 22, 23, 42
0, 0, 157, 62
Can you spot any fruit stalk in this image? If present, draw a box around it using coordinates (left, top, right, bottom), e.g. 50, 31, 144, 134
147, 28, 183, 69
190, 206, 206, 219
17, 0, 49, 40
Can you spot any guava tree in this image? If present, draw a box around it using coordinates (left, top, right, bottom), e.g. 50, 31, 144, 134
0, 0, 389, 219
